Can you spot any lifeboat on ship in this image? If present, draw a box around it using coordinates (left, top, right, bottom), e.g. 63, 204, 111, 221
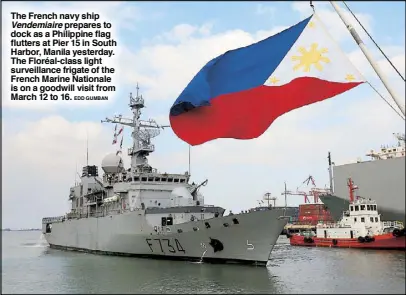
289, 178, 406, 250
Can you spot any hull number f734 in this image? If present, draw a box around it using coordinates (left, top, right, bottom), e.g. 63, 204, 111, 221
145, 238, 185, 254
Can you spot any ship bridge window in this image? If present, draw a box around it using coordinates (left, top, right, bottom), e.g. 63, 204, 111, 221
373, 205, 377, 211
370, 217, 374, 222
375, 217, 379, 222
148, 177, 153, 181
360, 205, 365, 210
162, 178, 167, 182
166, 217, 173, 226
367, 205, 371, 210
180, 179, 185, 183
141, 177, 147, 182
354, 217, 357, 222
155, 177, 160, 181
355, 205, 359, 211
168, 178, 173, 182
350, 206, 354, 211
361, 217, 365, 222
174, 179, 179, 183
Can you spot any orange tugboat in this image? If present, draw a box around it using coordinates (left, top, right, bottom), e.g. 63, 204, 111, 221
289, 178, 405, 250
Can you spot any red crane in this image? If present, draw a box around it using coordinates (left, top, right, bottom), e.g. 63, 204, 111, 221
282, 175, 331, 204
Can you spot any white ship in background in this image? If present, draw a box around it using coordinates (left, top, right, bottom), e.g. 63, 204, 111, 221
315, 2, 405, 225
41, 86, 289, 266
320, 133, 405, 223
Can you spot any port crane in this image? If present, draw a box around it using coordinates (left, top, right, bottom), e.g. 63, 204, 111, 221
281, 176, 331, 205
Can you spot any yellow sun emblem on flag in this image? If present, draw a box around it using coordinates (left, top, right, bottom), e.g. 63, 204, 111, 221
291, 43, 330, 72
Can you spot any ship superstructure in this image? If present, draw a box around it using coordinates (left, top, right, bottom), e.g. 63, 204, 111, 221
42, 86, 289, 266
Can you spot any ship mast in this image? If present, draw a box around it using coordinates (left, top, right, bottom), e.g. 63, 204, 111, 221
101, 84, 169, 174
329, 1, 405, 117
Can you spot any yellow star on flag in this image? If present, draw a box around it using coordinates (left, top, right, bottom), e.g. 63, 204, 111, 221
345, 74, 355, 82
267, 76, 280, 85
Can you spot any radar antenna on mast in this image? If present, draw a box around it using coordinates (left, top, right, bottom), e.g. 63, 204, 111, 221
101, 83, 170, 173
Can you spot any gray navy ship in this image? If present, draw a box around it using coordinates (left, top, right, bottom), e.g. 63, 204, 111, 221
320, 133, 405, 223
41, 87, 289, 266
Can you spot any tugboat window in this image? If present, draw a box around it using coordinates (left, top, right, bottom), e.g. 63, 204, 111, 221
375, 217, 378, 222
370, 217, 374, 222
360, 205, 365, 210
361, 217, 365, 222
367, 205, 371, 210
354, 217, 357, 222
355, 205, 359, 211
350, 206, 354, 211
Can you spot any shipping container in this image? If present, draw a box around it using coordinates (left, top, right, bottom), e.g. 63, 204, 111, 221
299, 204, 323, 209
300, 209, 327, 213
298, 215, 320, 221
300, 212, 323, 216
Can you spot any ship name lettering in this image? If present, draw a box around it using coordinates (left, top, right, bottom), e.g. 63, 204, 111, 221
145, 238, 185, 254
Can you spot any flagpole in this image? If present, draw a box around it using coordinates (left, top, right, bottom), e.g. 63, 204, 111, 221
329, 1, 405, 117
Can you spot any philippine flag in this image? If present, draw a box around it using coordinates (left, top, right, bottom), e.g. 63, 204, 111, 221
169, 14, 365, 146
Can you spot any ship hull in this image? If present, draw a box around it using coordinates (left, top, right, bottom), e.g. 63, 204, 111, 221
42, 209, 288, 266
324, 157, 405, 223
320, 194, 406, 224
289, 232, 406, 250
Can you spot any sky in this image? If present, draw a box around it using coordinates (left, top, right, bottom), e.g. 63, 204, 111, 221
1, 1, 405, 229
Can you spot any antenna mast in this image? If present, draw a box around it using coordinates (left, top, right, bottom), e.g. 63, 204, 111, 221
86, 130, 89, 166
101, 84, 170, 173
328, 152, 334, 193
329, 1, 405, 117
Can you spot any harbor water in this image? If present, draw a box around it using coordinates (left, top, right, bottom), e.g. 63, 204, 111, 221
2, 231, 405, 294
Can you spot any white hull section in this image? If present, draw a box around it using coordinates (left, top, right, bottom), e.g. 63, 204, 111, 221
43, 209, 288, 265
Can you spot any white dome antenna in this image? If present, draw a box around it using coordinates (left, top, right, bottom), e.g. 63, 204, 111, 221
101, 153, 124, 174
